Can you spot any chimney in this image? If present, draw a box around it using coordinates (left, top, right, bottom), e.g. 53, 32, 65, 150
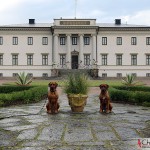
29, 19, 35, 24
115, 19, 121, 25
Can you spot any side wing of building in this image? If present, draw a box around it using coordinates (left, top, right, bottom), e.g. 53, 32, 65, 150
97, 24, 150, 77
0, 24, 53, 77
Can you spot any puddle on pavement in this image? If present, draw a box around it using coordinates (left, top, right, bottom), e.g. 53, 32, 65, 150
127, 111, 136, 114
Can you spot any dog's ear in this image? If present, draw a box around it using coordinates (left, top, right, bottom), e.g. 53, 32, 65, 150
99, 84, 102, 89
55, 82, 58, 87
48, 82, 51, 87
106, 84, 109, 89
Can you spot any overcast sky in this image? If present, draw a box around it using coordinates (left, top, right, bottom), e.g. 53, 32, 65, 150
0, 0, 150, 25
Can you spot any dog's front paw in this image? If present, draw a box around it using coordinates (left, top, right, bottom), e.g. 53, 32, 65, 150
99, 109, 103, 113
106, 110, 110, 113
55, 110, 58, 113
47, 110, 52, 114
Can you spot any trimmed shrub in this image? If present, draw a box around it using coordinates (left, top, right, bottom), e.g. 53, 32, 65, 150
0, 86, 32, 94
109, 87, 135, 103
109, 86, 150, 106
0, 86, 47, 107
113, 86, 150, 92
142, 102, 150, 107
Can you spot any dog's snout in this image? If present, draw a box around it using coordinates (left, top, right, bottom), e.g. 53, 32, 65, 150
101, 86, 106, 90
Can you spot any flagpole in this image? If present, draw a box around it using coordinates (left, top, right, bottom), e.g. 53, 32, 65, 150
75, 0, 77, 18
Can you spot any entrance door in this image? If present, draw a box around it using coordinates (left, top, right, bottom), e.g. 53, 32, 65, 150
72, 55, 78, 69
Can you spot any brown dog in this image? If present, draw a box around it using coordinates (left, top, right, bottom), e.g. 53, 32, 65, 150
99, 84, 112, 113
46, 82, 59, 114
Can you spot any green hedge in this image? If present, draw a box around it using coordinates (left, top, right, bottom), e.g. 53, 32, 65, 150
0, 86, 33, 94
0, 86, 47, 107
113, 86, 150, 92
109, 86, 150, 107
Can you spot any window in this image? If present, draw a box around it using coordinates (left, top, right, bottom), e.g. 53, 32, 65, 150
13, 37, 18, 45
116, 54, 122, 65
102, 54, 107, 65
131, 54, 137, 65
102, 37, 107, 45
84, 54, 90, 66
60, 54, 66, 67
146, 37, 150, 45
28, 73, 33, 77
72, 37, 77, 45
0, 37, 3, 45
28, 37, 33, 45
0, 73, 3, 77
131, 37, 137, 45
13, 73, 18, 77
84, 37, 90, 45
27, 54, 33, 65
42, 73, 48, 77
117, 73, 122, 78
42, 54, 48, 65
60, 37, 66, 45
132, 73, 137, 77
0, 55, 3, 65
117, 37, 122, 45
12, 54, 18, 65
102, 73, 107, 78
146, 73, 150, 77
146, 55, 150, 65
42, 37, 48, 45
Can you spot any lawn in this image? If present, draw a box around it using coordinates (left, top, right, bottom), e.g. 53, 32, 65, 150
3, 79, 123, 87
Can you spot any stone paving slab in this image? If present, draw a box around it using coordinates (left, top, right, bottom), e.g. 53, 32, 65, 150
0, 90, 150, 150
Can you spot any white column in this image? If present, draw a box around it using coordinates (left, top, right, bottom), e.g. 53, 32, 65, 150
53, 34, 58, 67
79, 34, 83, 68
67, 34, 71, 69
92, 34, 96, 62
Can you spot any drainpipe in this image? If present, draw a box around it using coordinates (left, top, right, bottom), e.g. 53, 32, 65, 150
96, 27, 99, 61
51, 27, 54, 63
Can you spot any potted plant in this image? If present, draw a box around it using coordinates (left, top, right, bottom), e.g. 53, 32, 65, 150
63, 73, 89, 112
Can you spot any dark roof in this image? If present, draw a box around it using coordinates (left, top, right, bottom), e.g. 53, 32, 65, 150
96, 23, 150, 28
0, 23, 53, 28
0, 22, 149, 28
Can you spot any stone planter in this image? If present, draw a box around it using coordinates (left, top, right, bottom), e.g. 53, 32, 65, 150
90, 69, 98, 78
67, 94, 88, 112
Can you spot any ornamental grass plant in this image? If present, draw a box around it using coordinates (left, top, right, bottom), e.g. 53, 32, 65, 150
122, 74, 138, 86
15, 72, 32, 86
63, 73, 89, 95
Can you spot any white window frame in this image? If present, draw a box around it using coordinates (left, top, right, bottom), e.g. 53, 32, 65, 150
42, 54, 48, 65
60, 37, 66, 45
84, 37, 90, 45
13, 37, 18, 45
84, 54, 90, 66
42, 37, 48, 45
28, 37, 33, 45
27, 54, 33, 65
0, 37, 3, 45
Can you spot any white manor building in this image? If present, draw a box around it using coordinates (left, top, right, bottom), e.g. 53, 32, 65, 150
0, 18, 150, 78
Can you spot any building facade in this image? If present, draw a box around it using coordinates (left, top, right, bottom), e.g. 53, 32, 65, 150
0, 18, 150, 77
